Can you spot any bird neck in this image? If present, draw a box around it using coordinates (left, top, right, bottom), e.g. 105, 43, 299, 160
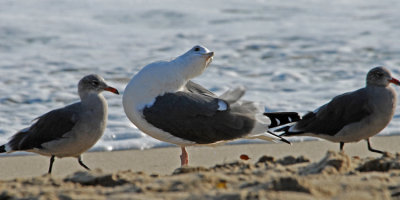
171, 56, 204, 80
366, 83, 388, 88
80, 92, 107, 108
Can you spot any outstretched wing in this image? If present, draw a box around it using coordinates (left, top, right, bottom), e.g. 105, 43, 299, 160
291, 88, 372, 136
9, 104, 80, 150
142, 91, 255, 144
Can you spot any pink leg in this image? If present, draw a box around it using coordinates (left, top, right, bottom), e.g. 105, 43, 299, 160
180, 146, 189, 166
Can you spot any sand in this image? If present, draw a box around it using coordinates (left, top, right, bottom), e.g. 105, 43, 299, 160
1, 135, 400, 199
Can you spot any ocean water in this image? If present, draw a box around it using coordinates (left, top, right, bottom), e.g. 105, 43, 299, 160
1, 0, 400, 152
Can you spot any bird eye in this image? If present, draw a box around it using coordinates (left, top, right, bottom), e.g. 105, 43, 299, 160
376, 73, 384, 77
91, 80, 99, 86
194, 47, 200, 51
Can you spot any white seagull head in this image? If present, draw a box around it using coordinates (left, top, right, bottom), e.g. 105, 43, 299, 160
176, 45, 214, 80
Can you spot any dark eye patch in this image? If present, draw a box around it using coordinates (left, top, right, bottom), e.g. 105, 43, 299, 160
194, 47, 200, 51
91, 80, 99, 86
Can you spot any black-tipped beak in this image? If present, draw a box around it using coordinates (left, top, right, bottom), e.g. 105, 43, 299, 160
105, 86, 119, 95
390, 77, 400, 86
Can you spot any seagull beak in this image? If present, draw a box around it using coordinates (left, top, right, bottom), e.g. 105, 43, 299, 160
105, 86, 119, 94
204, 52, 214, 60
204, 52, 214, 67
389, 78, 400, 86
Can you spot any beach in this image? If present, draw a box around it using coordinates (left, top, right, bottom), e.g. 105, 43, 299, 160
1, 0, 400, 199
1, 135, 399, 199
1, 0, 400, 151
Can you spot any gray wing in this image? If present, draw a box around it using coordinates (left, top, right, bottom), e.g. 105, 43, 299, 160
8, 103, 80, 150
185, 81, 245, 104
142, 91, 255, 144
292, 88, 372, 136
219, 86, 245, 104
184, 81, 217, 97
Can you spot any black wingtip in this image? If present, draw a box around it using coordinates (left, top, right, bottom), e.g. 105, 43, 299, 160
274, 125, 290, 133
264, 112, 301, 128
280, 137, 292, 145
0, 145, 6, 153
268, 131, 291, 145
274, 126, 305, 137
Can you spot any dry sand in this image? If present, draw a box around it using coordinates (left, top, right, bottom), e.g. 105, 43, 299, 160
1, 136, 400, 199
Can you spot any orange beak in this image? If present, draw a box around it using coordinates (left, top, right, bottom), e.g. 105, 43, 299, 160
105, 86, 119, 94
390, 78, 400, 86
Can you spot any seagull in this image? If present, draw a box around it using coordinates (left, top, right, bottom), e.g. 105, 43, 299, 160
0, 74, 119, 174
278, 66, 399, 154
123, 45, 300, 166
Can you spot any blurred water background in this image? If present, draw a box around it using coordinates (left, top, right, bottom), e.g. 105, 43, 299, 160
1, 0, 399, 152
